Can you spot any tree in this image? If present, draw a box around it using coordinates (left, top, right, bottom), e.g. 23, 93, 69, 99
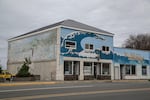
123, 34, 150, 50
0, 65, 2, 74
16, 58, 31, 77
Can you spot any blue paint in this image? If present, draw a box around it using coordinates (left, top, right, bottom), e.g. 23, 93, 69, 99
114, 47, 150, 65
60, 27, 113, 60
60, 27, 150, 66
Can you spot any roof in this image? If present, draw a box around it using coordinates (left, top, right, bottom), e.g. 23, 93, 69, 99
114, 47, 150, 53
9, 19, 114, 40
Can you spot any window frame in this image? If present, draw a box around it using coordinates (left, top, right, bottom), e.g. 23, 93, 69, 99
83, 62, 93, 75
125, 65, 136, 75
102, 46, 110, 52
65, 40, 76, 49
64, 61, 73, 75
85, 44, 94, 50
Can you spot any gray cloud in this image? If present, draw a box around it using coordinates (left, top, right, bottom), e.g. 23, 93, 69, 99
0, 0, 150, 69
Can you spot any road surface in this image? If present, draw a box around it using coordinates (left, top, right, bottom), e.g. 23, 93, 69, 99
0, 81, 150, 100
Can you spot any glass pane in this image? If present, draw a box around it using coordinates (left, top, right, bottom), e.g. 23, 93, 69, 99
142, 66, 147, 75
131, 65, 136, 75
64, 61, 72, 75
90, 44, 93, 50
102, 63, 110, 75
84, 62, 92, 75
126, 65, 130, 75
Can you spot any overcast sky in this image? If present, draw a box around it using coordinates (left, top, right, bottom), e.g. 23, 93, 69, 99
0, 0, 150, 69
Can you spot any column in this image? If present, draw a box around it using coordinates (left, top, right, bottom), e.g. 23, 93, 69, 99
79, 61, 84, 80
110, 63, 114, 80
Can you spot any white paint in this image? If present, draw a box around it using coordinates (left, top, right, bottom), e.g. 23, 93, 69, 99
79, 50, 98, 58
114, 66, 119, 80
0, 85, 93, 93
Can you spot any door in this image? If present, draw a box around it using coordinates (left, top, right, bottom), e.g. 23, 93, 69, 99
120, 65, 124, 80
94, 65, 97, 79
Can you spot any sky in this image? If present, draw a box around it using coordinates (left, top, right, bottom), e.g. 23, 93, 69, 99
0, 0, 150, 69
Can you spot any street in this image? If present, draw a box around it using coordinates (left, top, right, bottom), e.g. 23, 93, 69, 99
0, 81, 150, 100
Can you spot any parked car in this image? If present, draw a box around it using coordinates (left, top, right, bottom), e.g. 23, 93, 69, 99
0, 71, 15, 81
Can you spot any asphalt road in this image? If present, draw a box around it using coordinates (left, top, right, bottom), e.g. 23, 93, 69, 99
0, 81, 150, 100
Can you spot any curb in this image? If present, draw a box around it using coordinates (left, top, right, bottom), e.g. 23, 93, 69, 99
112, 80, 149, 83
0, 81, 57, 87
0, 80, 112, 87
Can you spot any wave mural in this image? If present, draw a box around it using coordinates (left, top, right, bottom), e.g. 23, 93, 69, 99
60, 28, 113, 60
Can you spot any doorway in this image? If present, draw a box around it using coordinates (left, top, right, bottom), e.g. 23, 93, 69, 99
120, 64, 124, 80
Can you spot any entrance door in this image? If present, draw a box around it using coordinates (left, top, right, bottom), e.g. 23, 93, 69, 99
94, 65, 97, 79
120, 65, 124, 80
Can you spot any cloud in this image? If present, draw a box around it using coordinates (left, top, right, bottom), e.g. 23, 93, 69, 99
0, 0, 150, 68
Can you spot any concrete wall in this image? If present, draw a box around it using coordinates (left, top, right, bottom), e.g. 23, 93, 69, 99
8, 60, 56, 80
8, 28, 58, 80
30, 60, 56, 80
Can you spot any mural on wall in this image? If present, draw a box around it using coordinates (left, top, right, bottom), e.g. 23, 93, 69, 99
60, 28, 113, 60
114, 47, 150, 65
8, 29, 57, 62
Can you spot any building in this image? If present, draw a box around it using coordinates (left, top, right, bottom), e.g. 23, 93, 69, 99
7, 19, 150, 80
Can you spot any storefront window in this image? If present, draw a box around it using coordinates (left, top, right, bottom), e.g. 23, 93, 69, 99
102, 63, 110, 75
126, 65, 130, 75
84, 62, 92, 75
64, 61, 72, 75
126, 65, 136, 75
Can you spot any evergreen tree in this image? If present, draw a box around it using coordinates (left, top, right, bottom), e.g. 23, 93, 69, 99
16, 58, 31, 77
0, 65, 2, 74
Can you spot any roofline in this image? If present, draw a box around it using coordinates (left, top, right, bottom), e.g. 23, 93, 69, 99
8, 20, 114, 42
114, 47, 150, 52
8, 25, 61, 42
61, 25, 114, 36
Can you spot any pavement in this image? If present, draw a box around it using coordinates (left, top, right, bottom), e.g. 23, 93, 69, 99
0, 81, 150, 100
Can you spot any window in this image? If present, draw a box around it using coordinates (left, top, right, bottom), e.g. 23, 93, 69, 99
64, 61, 72, 75
126, 65, 136, 75
84, 62, 92, 75
65, 41, 76, 49
142, 66, 147, 75
102, 46, 109, 51
126, 65, 130, 75
131, 65, 136, 75
85, 44, 93, 50
102, 63, 110, 75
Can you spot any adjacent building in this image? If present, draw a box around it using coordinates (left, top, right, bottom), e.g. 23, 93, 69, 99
7, 19, 150, 80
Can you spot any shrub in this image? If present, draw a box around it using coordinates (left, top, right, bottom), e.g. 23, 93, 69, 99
16, 58, 31, 77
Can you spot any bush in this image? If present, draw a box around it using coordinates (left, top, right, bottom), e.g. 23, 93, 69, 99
16, 58, 31, 77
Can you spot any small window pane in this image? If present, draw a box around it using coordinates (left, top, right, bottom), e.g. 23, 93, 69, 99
106, 47, 109, 51
90, 44, 93, 50
102, 46, 105, 51
85, 44, 89, 49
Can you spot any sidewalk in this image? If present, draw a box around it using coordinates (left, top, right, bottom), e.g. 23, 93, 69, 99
0, 80, 149, 87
